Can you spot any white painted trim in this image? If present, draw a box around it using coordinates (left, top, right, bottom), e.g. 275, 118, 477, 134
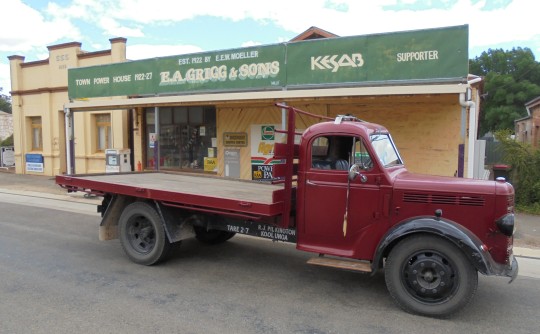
65, 84, 468, 111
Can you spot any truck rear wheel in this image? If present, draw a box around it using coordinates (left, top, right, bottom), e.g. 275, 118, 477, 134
118, 202, 171, 265
384, 235, 478, 317
194, 226, 236, 245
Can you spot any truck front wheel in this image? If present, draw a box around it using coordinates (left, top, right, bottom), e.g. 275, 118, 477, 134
118, 202, 170, 265
384, 235, 478, 317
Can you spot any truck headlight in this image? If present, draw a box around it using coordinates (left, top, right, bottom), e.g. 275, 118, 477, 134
496, 213, 515, 237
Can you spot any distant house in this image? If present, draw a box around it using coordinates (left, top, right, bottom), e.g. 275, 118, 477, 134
515, 96, 540, 148
0, 111, 13, 142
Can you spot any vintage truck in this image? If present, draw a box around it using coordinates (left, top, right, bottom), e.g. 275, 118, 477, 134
56, 104, 518, 317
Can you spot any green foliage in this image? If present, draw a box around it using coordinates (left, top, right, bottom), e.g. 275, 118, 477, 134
0, 134, 13, 147
494, 129, 540, 208
0, 87, 11, 114
470, 48, 540, 135
516, 203, 540, 215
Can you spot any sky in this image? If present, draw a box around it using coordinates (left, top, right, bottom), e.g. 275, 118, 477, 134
1, 0, 539, 97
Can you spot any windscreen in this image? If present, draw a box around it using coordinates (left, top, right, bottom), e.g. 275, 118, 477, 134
370, 134, 402, 167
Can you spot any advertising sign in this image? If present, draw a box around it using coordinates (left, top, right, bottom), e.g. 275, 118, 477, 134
286, 25, 468, 85
68, 25, 468, 100
25, 153, 44, 173
204, 157, 217, 172
69, 44, 285, 99
223, 132, 248, 147
1, 146, 15, 167
250, 124, 283, 181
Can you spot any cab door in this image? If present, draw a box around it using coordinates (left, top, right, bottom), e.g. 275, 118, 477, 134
298, 135, 382, 257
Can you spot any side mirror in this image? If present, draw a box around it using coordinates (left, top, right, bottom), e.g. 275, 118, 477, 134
348, 164, 367, 183
348, 164, 360, 181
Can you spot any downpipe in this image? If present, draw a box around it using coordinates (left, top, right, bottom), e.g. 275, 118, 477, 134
459, 77, 482, 178
64, 106, 74, 175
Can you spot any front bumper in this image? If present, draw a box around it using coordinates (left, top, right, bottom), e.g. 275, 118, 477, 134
507, 255, 519, 283
485, 254, 519, 283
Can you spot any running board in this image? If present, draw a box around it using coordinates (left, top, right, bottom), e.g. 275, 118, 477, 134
307, 256, 372, 273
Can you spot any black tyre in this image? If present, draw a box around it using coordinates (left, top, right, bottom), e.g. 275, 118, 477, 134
194, 226, 236, 245
385, 235, 478, 317
118, 202, 171, 265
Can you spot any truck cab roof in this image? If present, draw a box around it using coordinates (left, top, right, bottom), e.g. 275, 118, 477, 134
302, 117, 390, 140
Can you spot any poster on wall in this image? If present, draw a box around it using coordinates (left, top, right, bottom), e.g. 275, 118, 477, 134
250, 124, 283, 181
224, 149, 241, 178
1, 146, 15, 167
25, 153, 44, 173
204, 157, 217, 172
149, 133, 156, 148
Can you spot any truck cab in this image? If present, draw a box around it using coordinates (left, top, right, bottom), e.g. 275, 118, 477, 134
286, 109, 517, 317
296, 119, 396, 260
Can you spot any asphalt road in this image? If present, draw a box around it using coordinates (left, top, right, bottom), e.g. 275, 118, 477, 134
0, 195, 539, 334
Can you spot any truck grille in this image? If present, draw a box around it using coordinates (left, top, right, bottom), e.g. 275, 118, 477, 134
507, 195, 515, 213
403, 193, 485, 206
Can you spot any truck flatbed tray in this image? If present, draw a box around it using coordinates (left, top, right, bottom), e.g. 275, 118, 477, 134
56, 172, 286, 218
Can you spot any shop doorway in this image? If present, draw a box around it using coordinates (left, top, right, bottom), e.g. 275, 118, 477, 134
144, 106, 217, 172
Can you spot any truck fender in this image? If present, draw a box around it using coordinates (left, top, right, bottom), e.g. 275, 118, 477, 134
99, 196, 195, 243
98, 195, 132, 240
371, 217, 493, 275
154, 202, 196, 243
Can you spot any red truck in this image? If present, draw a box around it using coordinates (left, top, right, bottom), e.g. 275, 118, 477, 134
56, 104, 518, 317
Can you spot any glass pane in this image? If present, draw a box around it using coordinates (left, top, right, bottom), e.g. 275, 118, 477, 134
96, 114, 110, 123
32, 127, 42, 149
311, 137, 330, 169
145, 108, 155, 125
312, 137, 329, 156
98, 126, 105, 150
354, 139, 373, 170
173, 107, 188, 124
160, 108, 172, 124
107, 126, 112, 149
370, 134, 402, 167
189, 107, 203, 124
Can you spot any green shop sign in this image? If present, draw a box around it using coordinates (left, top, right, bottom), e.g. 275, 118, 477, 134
286, 25, 468, 85
69, 44, 285, 99
68, 25, 468, 99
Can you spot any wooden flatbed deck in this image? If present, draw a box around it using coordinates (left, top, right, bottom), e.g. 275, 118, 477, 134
56, 172, 287, 218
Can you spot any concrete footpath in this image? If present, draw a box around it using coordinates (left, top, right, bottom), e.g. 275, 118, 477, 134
0, 167, 538, 259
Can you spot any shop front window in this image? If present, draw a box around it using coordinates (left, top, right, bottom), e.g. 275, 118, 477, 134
145, 106, 216, 172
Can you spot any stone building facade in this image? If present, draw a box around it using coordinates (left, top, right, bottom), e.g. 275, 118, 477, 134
8, 38, 128, 175
0, 111, 13, 141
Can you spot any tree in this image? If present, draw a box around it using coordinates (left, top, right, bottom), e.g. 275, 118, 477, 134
0, 87, 12, 114
0, 134, 13, 146
470, 47, 540, 136
495, 129, 540, 212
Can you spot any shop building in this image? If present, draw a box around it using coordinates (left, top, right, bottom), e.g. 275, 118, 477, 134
8, 38, 128, 175
10, 25, 483, 179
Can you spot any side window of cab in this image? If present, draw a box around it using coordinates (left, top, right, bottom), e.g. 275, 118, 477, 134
353, 138, 374, 171
311, 136, 370, 171
311, 137, 332, 170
